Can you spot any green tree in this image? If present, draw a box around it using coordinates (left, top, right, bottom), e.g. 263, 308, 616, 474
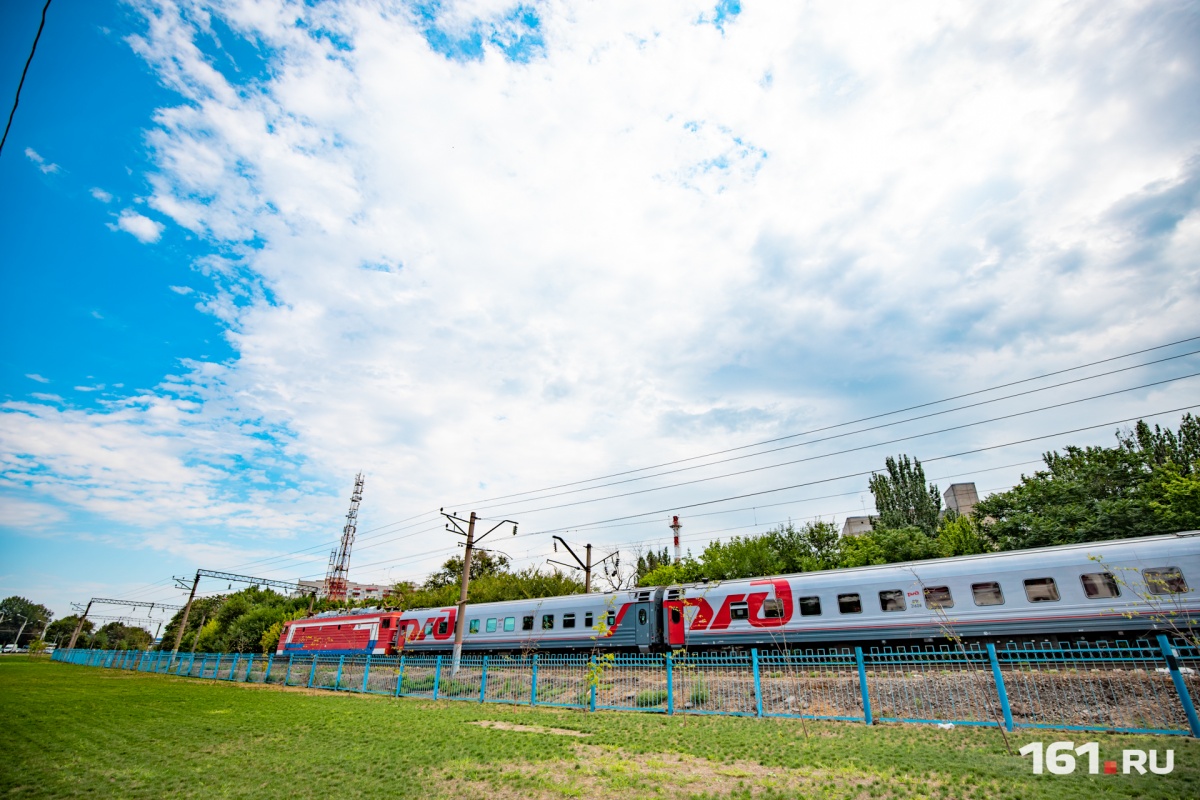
936, 513, 991, 557
44, 615, 91, 647
868, 454, 942, 535
0, 596, 53, 646
974, 415, 1200, 551
423, 551, 511, 590
839, 526, 941, 568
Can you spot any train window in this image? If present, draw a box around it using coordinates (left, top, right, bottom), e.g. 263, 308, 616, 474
585, 613, 594, 628
923, 586, 954, 609
1024, 577, 1060, 602
730, 601, 750, 620
838, 594, 862, 614
1080, 572, 1120, 599
522, 615, 534, 631
504, 617, 516, 632
607, 611, 616, 626
437, 620, 448, 635
638, 608, 648, 625
382, 619, 390, 628
486, 618, 498, 633
879, 590, 906, 612
1143, 567, 1189, 595
469, 619, 480, 634
799, 596, 822, 616
563, 613, 576, 629
542, 614, 555, 630
762, 599, 784, 618
670, 607, 682, 624
972, 582, 1004, 606
423, 622, 434, 636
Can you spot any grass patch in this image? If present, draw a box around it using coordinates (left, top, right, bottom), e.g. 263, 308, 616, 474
2, 657, 1198, 799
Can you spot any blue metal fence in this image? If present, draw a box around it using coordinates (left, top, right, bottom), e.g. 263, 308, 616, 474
51, 637, 1200, 737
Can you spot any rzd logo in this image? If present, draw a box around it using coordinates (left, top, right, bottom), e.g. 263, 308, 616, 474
1020, 742, 1174, 775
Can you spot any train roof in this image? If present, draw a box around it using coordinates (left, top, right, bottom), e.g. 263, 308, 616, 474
670, 530, 1200, 592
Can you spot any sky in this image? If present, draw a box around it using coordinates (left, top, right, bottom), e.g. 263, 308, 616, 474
1, 0, 1198, 629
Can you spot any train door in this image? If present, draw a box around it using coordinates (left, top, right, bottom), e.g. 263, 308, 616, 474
634, 603, 652, 652
664, 601, 686, 647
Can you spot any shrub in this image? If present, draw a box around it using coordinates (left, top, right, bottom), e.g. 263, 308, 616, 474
636, 688, 668, 707
689, 681, 709, 706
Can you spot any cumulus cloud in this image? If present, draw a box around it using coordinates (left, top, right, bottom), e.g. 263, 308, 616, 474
114, 208, 165, 243
169, 285, 195, 295
5, 0, 1200, 584
91, 187, 114, 202
25, 374, 49, 384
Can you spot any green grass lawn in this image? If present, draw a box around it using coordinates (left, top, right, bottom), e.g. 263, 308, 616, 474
1, 656, 1197, 799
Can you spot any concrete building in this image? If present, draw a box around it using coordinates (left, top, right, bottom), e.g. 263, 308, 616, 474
942, 482, 980, 517
841, 516, 874, 537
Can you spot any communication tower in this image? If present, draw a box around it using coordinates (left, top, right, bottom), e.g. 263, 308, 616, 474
324, 472, 365, 601
670, 515, 682, 564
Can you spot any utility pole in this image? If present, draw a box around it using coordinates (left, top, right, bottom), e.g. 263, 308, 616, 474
171, 572, 201, 657
442, 509, 518, 675
67, 601, 92, 650
550, 537, 618, 594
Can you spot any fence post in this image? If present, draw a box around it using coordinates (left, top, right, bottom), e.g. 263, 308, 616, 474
480, 656, 488, 703
531, 654, 539, 706
215, 654, 223, 679
230, 654, 240, 681
335, 655, 345, 690
395, 656, 406, 697
752, 648, 763, 718
855, 647, 872, 725
986, 643, 1014, 732
433, 655, 443, 700
1157, 634, 1200, 738
284, 655, 294, 686
362, 655, 372, 693
666, 654, 675, 715
589, 654, 597, 712
264, 654, 275, 684
307, 656, 318, 689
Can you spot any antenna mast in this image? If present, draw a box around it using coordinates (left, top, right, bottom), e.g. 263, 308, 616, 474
325, 472, 365, 602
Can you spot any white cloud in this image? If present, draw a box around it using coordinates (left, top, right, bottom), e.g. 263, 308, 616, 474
91, 187, 114, 202
5, 0, 1200, 587
169, 285, 195, 295
114, 209, 165, 243
25, 374, 49, 383
23, 147, 60, 174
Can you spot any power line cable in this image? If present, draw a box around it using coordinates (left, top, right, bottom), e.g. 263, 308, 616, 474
304, 405, 1196, 577
0, 0, 52, 158
468, 349, 1199, 513
519, 403, 1198, 535
478, 372, 1200, 518
447, 333, 1200, 508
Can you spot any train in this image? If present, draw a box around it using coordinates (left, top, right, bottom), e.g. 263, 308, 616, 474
276, 531, 1200, 657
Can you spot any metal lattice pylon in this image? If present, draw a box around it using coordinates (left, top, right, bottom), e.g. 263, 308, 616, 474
324, 472, 365, 601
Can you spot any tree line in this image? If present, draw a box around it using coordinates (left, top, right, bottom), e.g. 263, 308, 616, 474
637, 413, 1200, 585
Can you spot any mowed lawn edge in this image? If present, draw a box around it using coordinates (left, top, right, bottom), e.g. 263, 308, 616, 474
1, 657, 1196, 800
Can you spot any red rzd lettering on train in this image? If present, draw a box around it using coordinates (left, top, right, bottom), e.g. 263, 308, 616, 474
694, 579, 793, 631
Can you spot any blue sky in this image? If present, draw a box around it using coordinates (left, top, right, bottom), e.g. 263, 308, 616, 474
1, 0, 1198, 627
